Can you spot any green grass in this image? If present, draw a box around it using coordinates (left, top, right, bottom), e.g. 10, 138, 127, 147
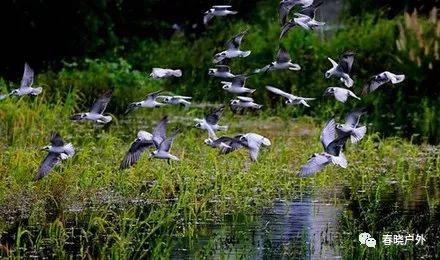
0, 95, 439, 258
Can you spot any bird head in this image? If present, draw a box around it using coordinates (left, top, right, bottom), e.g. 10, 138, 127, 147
213, 52, 227, 63
150, 151, 157, 157
230, 100, 239, 105
285, 99, 293, 105
325, 70, 332, 78
208, 69, 215, 75
10, 89, 19, 95
195, 122, 203, 129
222, 84, 230, 90
204, 138, 213, 145
41, 145, 51, 151
323, 87, 334, 96
162, 97, 171, 103
336, 123, 343, 129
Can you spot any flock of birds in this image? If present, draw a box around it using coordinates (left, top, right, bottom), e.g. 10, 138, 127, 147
0, 0, 406, 180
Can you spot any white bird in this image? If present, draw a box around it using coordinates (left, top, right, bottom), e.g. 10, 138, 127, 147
229, 96, 262, 112
323, 87, 360, 103
159, 95, 192, 106
120, 131, 154, 169
150, 116, 180, 162
204, 124, 243, 150
299, 118, 350, 177
325, 52, 355, 88
194, 106, 228, 131
336, 108, 367, 144
204, 5, 238, 25
70, 90, 113, 124
255, 47, 301, 73
149, 68, 182, 79
208, 65, 236, 79
1, 63, 42, 100
125, 90, 165, 114
41, 132, 75, 160
35, 133, 75, 181
219, 133, 271, 162
221, 75, 255, 94
279, 0, 314, 25
363, 71, 405, 95
266, 85, 316, 107
280, 2, 325, 38
213, 29, 251, 63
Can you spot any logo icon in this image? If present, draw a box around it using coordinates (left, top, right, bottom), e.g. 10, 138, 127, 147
359, 232, 376, 248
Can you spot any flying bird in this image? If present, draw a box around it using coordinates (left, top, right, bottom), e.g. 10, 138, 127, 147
219, 133, 271, 162
279, 0, 314, 26
229, 96, 263, 112
255, 47, 301, 73
221, 75, 255, 94
150, 116, 180, 162
213, 29, 251, 63
266, 86, 316, 107
208, 65, 236, 79
41, 132, 75, 160
325, 52, 355, 88
35, 133, 75, 181
204, 5, 238, 25
323, 87, 360, 103
280, 2, 325, 38
150, 68, 182, 79
336, 108, 367, 144
362, 71, 405, 95
159, 95, 192, 106
125, 90, 165, 114
70, 90, 113, 124
120, 131, 154, 169
1, 63, 43, 100
204, 124, 244, 150
194, 106, 228, 131
299, 118, 350, 177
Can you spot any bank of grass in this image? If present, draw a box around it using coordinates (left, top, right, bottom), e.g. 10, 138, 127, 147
0, 95, 439, 258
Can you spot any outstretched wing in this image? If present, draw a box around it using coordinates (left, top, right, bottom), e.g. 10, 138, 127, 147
362, 74, 388, 95
320, 118, 337, 150
276, 47, 291, 63
205, 106, 225, 125
50, 132, 65, 147
219, 135, 245, 155
120, 139, 154, 169
145, 89, 163, 101
298, 1, 322, 18
266, 85, 293, 99
35, 152, 61, 180
20, 63, 34, 89
90, 90, 113, 114
337, 52, 355, 74
279, 0, 295, 25
159, 129, 179, 153
216, 65, 230, 73
345, 108, 366, 128
299, 154, 329, 177
325, 134, 350, 156
153, 116, 169, 149
227, 29, 248, 50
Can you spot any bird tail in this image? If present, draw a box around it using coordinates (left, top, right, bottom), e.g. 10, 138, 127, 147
349, 91, 361, 100
172, 70, 182, 77
351, 126, 367, 144
69, 113, 83, 121
392, 74, 405, 84
218, 125, 228, 131
32, 87, 43, 95
343, 76, 354, 88
332, 153, 348, 168
241, 50, 251, 57
261, 137, 271, 146
64, 143, 76, 157
98, 116, 112, 124
288, 63, 301, 71
300, 99, 311, 107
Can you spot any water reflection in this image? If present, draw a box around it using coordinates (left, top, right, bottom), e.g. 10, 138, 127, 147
172, 198, 341, 259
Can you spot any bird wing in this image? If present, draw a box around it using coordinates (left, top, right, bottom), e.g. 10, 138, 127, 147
152, 116, 169, 149
213, 5, 232, 9
35, 152, 61, 180
203, 13, 214, 25
278, 0, 295, 25
205, 106, 225, 125
320, 118, 337, 150
206, 124, 218, 140
173, 95, 192, 100
216, 65, 230, 73
333, 88, 349, 103
20, 63, 34, 89
326, 134, 350, 156
266, 85, 294, 99
159, 129, 179, 153
276, 47, 291, 63
237, 96, 254, 102
50, 132, 65, 147
337, 52, 355, 74
90, 90, 112, 114
230, 75, 247, 88
298, 1, 322, 18
299, 154, 330, 177
219, 135, 245, 154
145, 90, 163, 101
362, 74, 388, 95
120, 139, 154, 169
280, 20, 297, 38
227, 29, 248, 50
345, 108, 366, 128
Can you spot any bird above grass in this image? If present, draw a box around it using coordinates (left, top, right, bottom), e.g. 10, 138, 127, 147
363, 71, 405, 95
149, 116, 180, 163
194, 106, 228, 132
70, 90, 113, 124
204, 5, 238, 25
125, 90, 165, 114
325, 52, 355, 88
213, 29, 251, 63
1, 63, 42, 100
255, 46, 301, 73
266, 85, 316, 107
